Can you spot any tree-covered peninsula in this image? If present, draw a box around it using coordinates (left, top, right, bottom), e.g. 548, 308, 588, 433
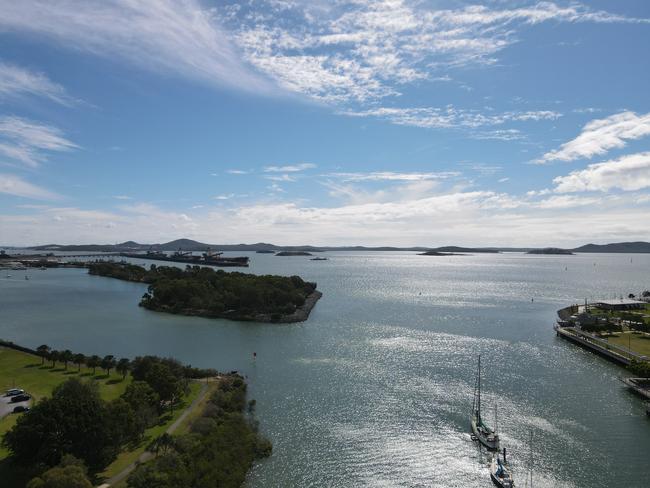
88, 262, 322, 322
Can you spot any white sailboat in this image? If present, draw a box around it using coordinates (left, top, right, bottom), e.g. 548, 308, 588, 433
471, 355, 499, 450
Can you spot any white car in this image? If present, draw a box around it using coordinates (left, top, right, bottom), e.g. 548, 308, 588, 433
5, 388, 25, 397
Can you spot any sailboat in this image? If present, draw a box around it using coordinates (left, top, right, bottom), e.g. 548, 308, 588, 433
489, 447, 515, 488
471, 355, 499, 450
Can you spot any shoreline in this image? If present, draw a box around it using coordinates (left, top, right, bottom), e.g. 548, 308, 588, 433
142, 289, 323, 323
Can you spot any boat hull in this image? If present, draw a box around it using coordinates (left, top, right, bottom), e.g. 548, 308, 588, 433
471, 415, 499, 450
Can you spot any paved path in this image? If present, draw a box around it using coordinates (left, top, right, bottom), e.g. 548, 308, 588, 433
0, 395, 30, 419
102, 380, 212, 487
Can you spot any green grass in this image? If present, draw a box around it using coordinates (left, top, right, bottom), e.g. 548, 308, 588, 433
0, 346, 134, 487
97, 381, 202, 483
606, 332, 650, 357
0, 346, 131, 460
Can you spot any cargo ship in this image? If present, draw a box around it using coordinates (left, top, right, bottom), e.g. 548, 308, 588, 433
121, 248, 249, 267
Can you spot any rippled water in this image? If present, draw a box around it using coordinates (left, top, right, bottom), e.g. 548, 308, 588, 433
1, 252, 649, 487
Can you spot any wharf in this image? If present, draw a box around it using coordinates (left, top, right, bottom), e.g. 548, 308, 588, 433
621, 377, 650, 400
553, 325, 638, 366
120, 252, 249, 268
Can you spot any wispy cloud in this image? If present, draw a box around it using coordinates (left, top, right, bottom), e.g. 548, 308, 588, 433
0, 0, 271, 94
264, 163, 316, 172
553, 152, 650, 193
0, 116, 78, 167
213, 193, 235, 200
0, 173, 60, 200
326, 171, 460, 182
228, 1, 647, 103
264, 174, 297, 182
226, 169, 251, 175
342, 107, 561, 129
539, 111, 650, 163
113, 195, 132, 200
0, 62, 72, 105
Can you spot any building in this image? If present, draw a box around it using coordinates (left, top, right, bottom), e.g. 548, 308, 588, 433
595, 299, 646, 311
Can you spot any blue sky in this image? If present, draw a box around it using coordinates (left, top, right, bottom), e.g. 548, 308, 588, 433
1, 0, 649, 246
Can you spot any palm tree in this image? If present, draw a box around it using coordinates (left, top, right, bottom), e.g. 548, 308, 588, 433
49, 350, 60, 368
61, 349, 73, 370
73, 353, 86, 372
116, 358, 131, 380
36, 344, 50, 365
101, 355, 116, 375
87, 355, 100, 375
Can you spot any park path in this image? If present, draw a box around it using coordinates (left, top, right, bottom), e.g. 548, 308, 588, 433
100, 379, 214, 487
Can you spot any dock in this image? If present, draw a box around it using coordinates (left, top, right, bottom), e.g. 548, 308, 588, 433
553, 325, 643, 366
620, 377, 650, 400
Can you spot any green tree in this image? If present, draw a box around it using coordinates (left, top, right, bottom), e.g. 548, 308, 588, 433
26, 455, 92, 488
73, 353, 86, 372
86, 355, 100, 375
37, 344, 50, 365
101, 355, 116, 376
61, 350, 73, 370
122, 381, 160, 435
49, 350, 60, 368
3, 378, 120, 471
117, 358, 131, 379
145, 363, 184, 413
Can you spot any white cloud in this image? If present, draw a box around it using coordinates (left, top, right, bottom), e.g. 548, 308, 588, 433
113, 195, 132, 200
264, 163, 316, 172
0, 62, 71, 104
540, 111, 650, 162
0, 116, 78, 167
326, 171, 459, 182
553, 152, 650, 193
0, 0, 271, 94
214, 193, 235, 200
343, 107, 560, 129
536, 194, 600, 209
227, 1, 646, 103
264, 174, 297, 182
226, 169, 251, 175
0, 173, 60, 200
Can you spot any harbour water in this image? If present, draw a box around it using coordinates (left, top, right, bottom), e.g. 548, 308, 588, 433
1, 252, 649, 487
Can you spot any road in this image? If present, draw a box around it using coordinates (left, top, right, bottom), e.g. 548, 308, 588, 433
0, 394, 30, 419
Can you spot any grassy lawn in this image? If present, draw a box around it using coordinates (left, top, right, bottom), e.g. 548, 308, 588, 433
0, 346, 134, 487
605, 332, 650, 357
0, 346, 131, 460
97, 381, 202, 483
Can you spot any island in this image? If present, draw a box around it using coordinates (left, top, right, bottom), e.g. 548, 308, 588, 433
88, 262, 322, 323
426, 246, 499, 253
275, 251, 313, 256
255, 249, 276, 254
526, 248, 574, 255
418, 251, 466, 256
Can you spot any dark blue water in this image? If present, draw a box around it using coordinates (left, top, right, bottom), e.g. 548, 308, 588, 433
1, 252, 649, 487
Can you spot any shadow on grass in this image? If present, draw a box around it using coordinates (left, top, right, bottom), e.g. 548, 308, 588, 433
80, 372, 94, 377
23, 363, 41, 369
93, 374, 110, 381
106, 378, 124, 385
48, 368, 65, 373
63, 371, 79, 376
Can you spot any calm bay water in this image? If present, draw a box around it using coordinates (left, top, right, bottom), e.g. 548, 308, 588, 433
1, 252, 649, 487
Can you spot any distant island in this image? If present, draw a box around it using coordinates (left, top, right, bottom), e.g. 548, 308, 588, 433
8, 239, 650, 254
527, 248, 574, 255
426, 246, 499, 253
572, 242, 650, 253
418, 251, 466, 256
88, 262, 322, 323
275, 251, 313, 256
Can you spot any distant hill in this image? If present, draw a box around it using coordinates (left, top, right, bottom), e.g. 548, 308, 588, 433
527, 248, 574, 255
572, 242, 650, 253
23, 240, 650, 254
429, 246, 500, 253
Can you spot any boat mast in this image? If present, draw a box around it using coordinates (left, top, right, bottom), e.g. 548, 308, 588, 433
476, 354, 481, 421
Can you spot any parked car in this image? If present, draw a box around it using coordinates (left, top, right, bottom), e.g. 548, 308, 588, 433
10, 394, 31, 403
12, 405, 29, 413
5, 388, 24, 397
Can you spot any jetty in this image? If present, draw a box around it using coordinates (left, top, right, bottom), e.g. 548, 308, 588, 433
553, 324, 640, 366
620, 377, 650, 400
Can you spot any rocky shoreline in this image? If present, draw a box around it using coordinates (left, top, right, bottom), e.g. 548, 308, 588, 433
142, 290, 323, 323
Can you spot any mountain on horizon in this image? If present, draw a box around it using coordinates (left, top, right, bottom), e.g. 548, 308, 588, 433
21, 240, 650, 253
571, 242, 650, 253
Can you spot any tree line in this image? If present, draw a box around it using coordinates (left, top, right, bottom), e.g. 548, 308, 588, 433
89, 262, 318, 320
3, 353, 217, 487
127, 374, 272, 488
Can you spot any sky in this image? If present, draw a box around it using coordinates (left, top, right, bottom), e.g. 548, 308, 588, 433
0, 0, 649, 247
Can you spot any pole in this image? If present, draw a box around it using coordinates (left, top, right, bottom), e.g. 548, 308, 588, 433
477, 355, 481, 419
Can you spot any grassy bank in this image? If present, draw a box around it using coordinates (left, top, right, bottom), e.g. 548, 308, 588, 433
604, 332, 650, 357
